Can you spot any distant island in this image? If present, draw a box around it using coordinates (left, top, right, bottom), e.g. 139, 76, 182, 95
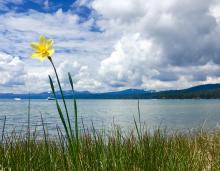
2, 83, 220, 99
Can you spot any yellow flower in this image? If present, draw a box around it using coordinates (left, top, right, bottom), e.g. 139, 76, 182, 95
30, 35, 55, 61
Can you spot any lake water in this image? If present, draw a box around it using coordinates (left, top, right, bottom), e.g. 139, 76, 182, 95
1, 99, 220, 136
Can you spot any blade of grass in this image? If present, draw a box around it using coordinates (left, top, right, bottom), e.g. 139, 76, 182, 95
56, 125, 69, 171
134, 116, 141, 141
27, 95, 31, 171
40, 114, 51, 171
68, 72, 80, 170
48, 57, 74, 140
49, 75, 71, 142
137, 99, 142, 138
49, 75, 78, 169
68, 73, 79, 145
40, 114, 49, 153
1, 116, 6, 143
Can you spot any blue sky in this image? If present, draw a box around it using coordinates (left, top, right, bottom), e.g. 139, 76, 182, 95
1, 0, 77, 12
0, 0, 93, 21
1, 0, 220, 93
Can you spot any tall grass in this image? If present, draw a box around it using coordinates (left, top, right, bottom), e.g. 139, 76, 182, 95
1, 121, 220, 170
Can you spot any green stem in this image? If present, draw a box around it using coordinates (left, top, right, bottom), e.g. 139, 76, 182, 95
48, 57, 74, 140
49, 75, 77, 168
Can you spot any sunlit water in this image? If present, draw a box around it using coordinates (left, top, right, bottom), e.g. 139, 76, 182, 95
1, 99, 220, 136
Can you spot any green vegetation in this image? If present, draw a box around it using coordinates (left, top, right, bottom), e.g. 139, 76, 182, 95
1, 124, 220, 170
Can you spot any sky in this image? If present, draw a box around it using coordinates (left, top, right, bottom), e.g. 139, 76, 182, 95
1, 0, 220, 93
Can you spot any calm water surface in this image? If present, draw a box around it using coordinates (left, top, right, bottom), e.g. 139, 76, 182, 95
1, 99, 220, 135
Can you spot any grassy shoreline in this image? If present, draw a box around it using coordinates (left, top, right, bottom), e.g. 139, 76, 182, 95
1, 124, 220, 170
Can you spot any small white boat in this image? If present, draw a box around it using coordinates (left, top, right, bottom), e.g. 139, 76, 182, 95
14, 98, 21, 101
47, 97, 55, 100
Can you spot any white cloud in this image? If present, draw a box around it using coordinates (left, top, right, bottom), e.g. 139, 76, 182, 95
1, 0, 220, 92
93, 0, 146, 22
0, 52, 25, 92
57, 60, 102, 91
93, 0, 220, 90
99, 33, 162, 88
0, 8, 108, 93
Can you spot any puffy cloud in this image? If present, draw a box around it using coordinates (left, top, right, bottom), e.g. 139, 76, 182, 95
99, 33, 162, 88
93, 0, 220, 66
94, 0, 220, 90
57, 60, 102, 91
92, 0, 146, 22
0, 52, 25, 91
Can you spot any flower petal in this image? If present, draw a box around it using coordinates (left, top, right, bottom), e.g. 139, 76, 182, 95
31, 52, 46, 61
47, 39, 54, 49
48, 49, 55, 56
39, 57, 46, 62
39, 35, 46, 45
31, 52, 41, 58
30, 42, 40, 50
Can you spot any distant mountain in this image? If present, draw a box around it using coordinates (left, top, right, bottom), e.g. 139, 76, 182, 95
150, 84, 220, 99
1, 84, 220, 99
183, 84, 220, 92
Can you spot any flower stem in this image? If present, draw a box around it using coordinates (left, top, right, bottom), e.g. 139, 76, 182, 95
48, 57, 74, 140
